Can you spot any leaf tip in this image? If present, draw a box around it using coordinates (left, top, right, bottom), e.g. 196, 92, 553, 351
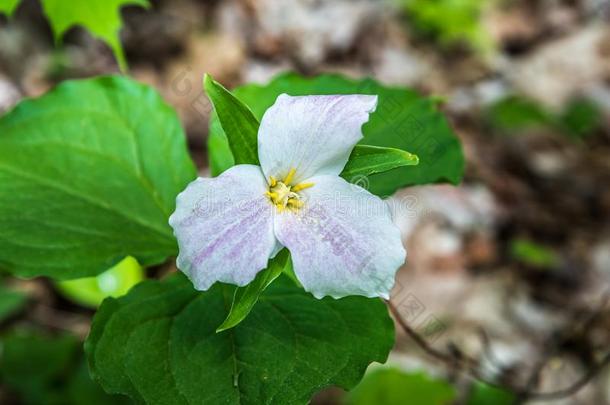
203, 73, 215, 90
399, 150, 419, 166
409, 152, 420, 166
215, 322, 231, 333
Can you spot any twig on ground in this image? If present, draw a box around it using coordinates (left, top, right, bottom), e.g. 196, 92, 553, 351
385, 293, 610, 403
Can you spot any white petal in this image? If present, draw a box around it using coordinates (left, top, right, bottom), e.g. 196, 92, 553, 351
258, 94, 377, 183
169, 165, 277, 291
273, 175, 406, 299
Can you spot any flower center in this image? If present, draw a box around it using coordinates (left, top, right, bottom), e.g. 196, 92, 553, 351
265, 168, 314, 212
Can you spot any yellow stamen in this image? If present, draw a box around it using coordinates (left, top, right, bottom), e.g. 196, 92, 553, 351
291, 182, 314, 192
265, 169, 313, 213
287, 198, 303, 208
283, 168, 296, 185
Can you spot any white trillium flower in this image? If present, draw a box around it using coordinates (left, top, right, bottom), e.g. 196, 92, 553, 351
169, 94, 406, 299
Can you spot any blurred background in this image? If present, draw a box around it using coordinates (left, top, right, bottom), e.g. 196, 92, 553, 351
1, 0, 610, 404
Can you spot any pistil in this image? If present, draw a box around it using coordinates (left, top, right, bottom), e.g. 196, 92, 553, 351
265, 168, 313, 212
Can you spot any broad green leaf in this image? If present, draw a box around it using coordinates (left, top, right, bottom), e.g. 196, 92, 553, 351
208, 73, 464, 197
56, 256, 145, 308
86, 273, 395, 404
216, 249, 290, 332
346, 367, 456, 405
41, 0, 149, 71
204, 74, 259, 165
0, 76, 196, 280
0, 0, 20, 16
65, 360, 132, 405
0, 330, 129, 405
467, 382, 515, 405
341, 145, 419, 182
0, 284, 27, 322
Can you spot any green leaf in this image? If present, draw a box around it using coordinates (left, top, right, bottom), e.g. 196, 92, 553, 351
42, 0, 149, 71
204, 74, 260, 165
0, 284, 27, 322
86, 273, 395, 404
55, 256, 145, 308
0, 330, 130, 405
341, 145, 419, 182
399, 0, 496, 54
0, 0, 149, 70
216, 249, 290, 332
0, 331, 79, 404
510, 238, 559, 268
0, 0, 20, 16
346, 367, 457, 405
0, 76, 196, 280
467, 382, 515, 405
487, 95, 603, 140
558, 98, 602, 139
486, 95, 553, 133
65, 359, 132, 405
208, 73, 464, 196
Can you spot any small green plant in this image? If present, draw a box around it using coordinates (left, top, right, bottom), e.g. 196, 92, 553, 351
558, 98, 603, 139
487, 95, 603, 139
510, 238, 560, 268
0, 73, 465, 404
345, 366, 516, 405
0, 0, 149, 70
399, 0, 496, 54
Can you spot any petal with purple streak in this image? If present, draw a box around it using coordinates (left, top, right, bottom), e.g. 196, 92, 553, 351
169, 164, 277, 291
273, 175, 406, 299
258, 94, 378, 184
